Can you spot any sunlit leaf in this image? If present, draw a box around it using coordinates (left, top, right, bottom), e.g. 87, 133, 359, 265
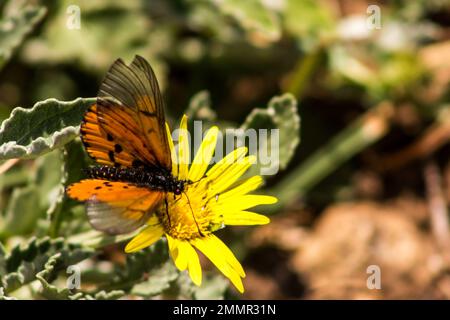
212, 0, 281, 44
240, 93, 300, 176
0, 237, 93, 294
0, 4, 46, 69
0, 98, 95, 160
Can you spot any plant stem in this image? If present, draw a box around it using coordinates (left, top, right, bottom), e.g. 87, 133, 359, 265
424, 161, 450, 255
283, 47, 324, 98
268, 101, 394, 211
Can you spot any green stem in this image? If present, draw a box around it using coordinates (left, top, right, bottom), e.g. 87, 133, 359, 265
284, 47, 324, 98
269, 102, 394, 211
47, 195, 64, 238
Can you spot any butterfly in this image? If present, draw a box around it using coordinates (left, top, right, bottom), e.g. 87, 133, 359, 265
67, 55, 191, 235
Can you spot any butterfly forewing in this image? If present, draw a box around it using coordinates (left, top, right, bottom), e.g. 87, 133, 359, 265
96, 55, 172, 170
81, 104, 145, 167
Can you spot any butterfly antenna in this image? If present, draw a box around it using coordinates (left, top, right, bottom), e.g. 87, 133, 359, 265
183, 191, 204, 237
192, 175, 209, 185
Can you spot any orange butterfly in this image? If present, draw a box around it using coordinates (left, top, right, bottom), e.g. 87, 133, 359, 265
67, 56, 190, 235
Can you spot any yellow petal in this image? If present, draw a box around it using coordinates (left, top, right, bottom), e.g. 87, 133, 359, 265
177, 115, 190, 180
206, 147, 247, 180
223, 211, 270, 225
192, 235, 245, 293
188, 126, 219, 182
209, 235, 245, 277
219, 176, 263, 200
209, 155, 256, 195
124, 224, 164, 253
165, 123, 178, 177
185, 243, 202, 286
213, 195, 278, 212
167, 236, 202, 286
167, 234, 188, 271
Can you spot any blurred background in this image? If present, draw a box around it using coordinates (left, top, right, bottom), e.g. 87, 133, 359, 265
1, 0, 450, 299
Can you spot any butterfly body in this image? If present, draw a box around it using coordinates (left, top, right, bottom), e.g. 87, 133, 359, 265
85, 165, 190, 195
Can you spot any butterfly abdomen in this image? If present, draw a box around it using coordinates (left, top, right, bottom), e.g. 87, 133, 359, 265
84, 165, 187, 194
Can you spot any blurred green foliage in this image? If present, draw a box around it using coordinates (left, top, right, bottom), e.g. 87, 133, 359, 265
0, 0, 449, 299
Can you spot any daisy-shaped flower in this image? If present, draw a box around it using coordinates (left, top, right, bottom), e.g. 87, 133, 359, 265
124, 115, 277, 293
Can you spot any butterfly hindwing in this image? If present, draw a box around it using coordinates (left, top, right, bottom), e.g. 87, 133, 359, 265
67, 179, 164, 235
95, 55, 172, 170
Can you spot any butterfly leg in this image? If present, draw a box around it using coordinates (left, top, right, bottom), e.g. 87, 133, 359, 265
164, 195, 171, 228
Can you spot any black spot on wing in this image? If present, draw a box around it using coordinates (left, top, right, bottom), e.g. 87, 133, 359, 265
114, 144, 123, 153
108, 150, 115, 162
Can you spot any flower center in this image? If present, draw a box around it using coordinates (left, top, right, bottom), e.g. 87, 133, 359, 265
156, 181, 224, 240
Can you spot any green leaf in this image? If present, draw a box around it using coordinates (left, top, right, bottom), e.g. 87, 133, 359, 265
35, 253, 84, 300
0, 3, 46, 69
0, 165, 30, 190
103, 239, 179, 298
0, 237, 93, 294
0, 97, 95, 160
282, 0, 335, 50
47, 140, 90, 237
0, 243, 6, 275
166, 272, 229, 300
91, 290, 125, 300
21, 0, 165, 75
35, 253, 124, 300
62, 139, 91, 186
186, 91, 217, 125
193, 275, 229, 300
0, 150, 65, 238
240, 93, 300, 176
0, 287, 16, 300
213, 0, 281, 43
167, 272, 196, 299
131, 261, 178, 298
269, 102, 394, 211
34, 150, 64, 210
0, 184, 41, 237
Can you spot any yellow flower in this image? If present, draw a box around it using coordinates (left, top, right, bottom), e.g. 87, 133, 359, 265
124, 115, 277, 293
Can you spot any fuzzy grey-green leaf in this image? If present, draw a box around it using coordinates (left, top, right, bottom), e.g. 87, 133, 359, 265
104, 239, 176, 296
186, 91, 217, 124
0, 237, 94, 294
213, 0, 281, 42
35, 253, 125, 300
240, 93, 300, 175
0, 97, 95, 160
193, 275, 228, 299
35, 253, 82, 300
0, 184, 41, 237
131, 261, 178, 298
0, 4, 46, 69
0, 287, 16, 300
